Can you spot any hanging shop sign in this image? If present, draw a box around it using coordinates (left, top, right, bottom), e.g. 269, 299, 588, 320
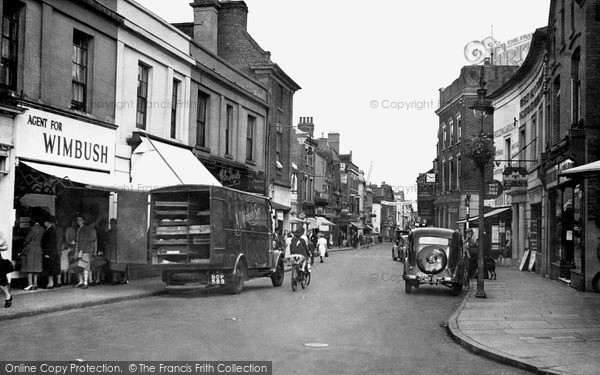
502, 166, 528, 188
484, 180, 503, 199
15, 107, 115, 172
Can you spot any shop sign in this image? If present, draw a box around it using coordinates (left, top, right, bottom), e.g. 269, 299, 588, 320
545, 158, 573, 189
426, 173, 435, 183
15, 107, 115, 172
503, 166, 527, 188
484, 180, 503, 199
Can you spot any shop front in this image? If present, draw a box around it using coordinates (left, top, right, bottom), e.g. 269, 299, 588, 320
10, 106, 117, 283
197, 155, 267, 196
544, 158, 581, 284
559, 159, 600, 292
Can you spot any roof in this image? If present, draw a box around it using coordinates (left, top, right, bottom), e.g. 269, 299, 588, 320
487, 27, 548, 100
410, 227, 455, 238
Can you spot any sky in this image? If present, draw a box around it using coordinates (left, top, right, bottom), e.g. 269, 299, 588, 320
135, 0, 550, 201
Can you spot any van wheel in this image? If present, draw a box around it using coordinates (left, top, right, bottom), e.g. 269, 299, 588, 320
228, 261, 245, 294
271, 259, 284, 287
405, 282, 412, 294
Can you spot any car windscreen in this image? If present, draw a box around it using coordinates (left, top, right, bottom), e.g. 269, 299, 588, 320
418, 237, 450, 246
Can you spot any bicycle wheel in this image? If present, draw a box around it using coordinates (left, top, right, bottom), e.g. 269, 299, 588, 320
291, 266, 298, 291
300, 270, 306, 289
305, 270, 311, 286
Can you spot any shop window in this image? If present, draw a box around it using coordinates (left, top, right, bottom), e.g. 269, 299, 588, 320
530, 114, 537, 161
519, 127, 526, 163
196, 91, 209, 147
505, 138, 511, 163
571, 48, 581, 125
170, 79, 180, 139
1, 1, 20, 90
225, 104, 233, 156
136, 63, 150, 129
0, 146, 9, 174
72, 30, 91, 112
246, 115, 255, 162
275, 124, 282, 172
552, 76, 561, 144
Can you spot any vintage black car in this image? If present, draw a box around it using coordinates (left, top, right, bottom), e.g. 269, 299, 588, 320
402, 227, 465, 295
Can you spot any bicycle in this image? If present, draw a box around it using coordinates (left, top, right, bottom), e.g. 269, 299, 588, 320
290, 254, 311, 291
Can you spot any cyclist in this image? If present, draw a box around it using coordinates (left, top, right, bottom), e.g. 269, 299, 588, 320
290, 228, 310, 274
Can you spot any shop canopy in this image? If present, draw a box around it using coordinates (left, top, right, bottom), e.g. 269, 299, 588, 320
456, 206, 511, 224
351, 222, 364, 229
317, 217, 336, 226
22, 137, 222, 192
559, 160, 600, 177
20, 160, 114, 188
128, 137, 221, 188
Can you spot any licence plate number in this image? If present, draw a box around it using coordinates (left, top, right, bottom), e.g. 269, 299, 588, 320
209, 272, 225, 285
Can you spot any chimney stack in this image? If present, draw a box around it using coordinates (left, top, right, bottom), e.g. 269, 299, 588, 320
327, 132, 340, 154
298, 116, 315, 138
190, 0, 220, 54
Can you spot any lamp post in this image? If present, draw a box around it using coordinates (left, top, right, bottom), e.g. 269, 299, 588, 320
468, 66, 495, 299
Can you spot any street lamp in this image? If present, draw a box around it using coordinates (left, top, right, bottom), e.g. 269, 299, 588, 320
468, 66, 494, 299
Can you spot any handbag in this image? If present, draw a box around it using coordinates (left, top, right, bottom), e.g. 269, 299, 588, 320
109, 261, 128, 273
68, 257, 88, 273
90, 256, 108, 270
0, 258, 14, 274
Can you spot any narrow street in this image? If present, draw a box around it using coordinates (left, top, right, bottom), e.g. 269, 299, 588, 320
1, 244, 529, 375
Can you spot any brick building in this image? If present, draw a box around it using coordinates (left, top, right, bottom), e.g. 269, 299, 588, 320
434, 64, 518, 230
0, 0, 121, 272
179, 0, 301, 230
488, 27, 548, 270
540, 0, 600, 291
416, 170, 436, 227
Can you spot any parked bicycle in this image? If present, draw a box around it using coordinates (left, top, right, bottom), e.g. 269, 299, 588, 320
290, 254, 311, 291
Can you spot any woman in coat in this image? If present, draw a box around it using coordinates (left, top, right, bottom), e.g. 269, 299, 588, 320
0, 230, 12, 307
21, 219, 45, 290
41, 216, 60, 289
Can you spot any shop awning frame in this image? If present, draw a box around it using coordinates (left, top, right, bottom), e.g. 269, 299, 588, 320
351, 222, 365, 229
456, 206, 511, 224
559, 160, 600, 177
316, 217, 336, 226
20, 160, 116, 190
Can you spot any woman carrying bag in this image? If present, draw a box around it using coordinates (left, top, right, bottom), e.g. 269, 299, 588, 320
0, 230, 13, 307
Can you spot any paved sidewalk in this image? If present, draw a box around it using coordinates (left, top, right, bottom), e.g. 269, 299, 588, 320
447, 266, 600, 375
0, 277, 167, 322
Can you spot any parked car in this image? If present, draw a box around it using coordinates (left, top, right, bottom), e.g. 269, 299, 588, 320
402, 227, 465, 295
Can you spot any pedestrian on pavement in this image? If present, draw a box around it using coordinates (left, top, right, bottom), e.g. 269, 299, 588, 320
64, 219, 77, 285
41, 215, 60, 289
283, 230, 291, 264
317, 233, 327, 263
73, 215, 97, 289
21, 218, 45, 291
464, 228, 478, 278
0, 230, 13, 308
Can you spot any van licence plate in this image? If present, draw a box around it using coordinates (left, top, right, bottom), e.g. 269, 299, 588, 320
209, 272, 225, 285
